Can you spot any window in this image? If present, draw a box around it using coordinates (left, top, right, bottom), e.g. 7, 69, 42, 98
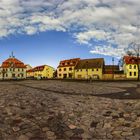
18, 69, 20, 71
73, 62, 76, 64
69, 68, 72, 71
92, 69, 94, 71
59, 68, 62, 71
22, 69, 24, 71
59, 74, 61, 76
129, 65, 132, 69
6, 74, 8, 77
130, 72, 132, 76
134, 72, 137, 76
77, 75, 82, 78
96, 69, 98, 71
13, 68, 15, 72
80, 69, 82, 72
134, 65, 137, 69
64, 68, 66, 71
86, 69, 88, 72
76, 70, 79, 72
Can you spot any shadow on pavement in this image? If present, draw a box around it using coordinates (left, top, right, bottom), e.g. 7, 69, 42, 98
94, 84, 140, 100
14, 83, 140, 100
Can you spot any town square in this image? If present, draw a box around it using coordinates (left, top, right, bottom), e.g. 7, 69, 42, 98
0, 0, 140, 140
0, 80, 140, 140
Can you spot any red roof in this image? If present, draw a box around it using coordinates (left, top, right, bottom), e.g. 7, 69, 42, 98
58, 58, 80, 68
27, 68, 34, 72
123, 56, 140, 64
1, 57, 26, 68
33, 65, 46, 71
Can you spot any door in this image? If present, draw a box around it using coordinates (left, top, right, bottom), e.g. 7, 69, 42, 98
63, 74, 67, 79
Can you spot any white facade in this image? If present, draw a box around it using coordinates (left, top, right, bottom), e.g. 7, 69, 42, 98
0, 68, 26, 80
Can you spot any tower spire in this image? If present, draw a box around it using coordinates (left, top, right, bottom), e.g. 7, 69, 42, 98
11, 51, 15, 58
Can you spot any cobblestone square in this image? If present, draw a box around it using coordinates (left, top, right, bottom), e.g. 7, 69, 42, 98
0, 80, 140, 140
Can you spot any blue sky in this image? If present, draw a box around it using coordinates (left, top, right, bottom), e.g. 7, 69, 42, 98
0, 0, 139, 68
0, 31, 117, 68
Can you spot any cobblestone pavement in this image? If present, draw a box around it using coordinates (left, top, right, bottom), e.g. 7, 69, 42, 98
0, 80, 140, 140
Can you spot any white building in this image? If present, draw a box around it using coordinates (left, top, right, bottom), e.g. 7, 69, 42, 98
0, 55, 26, 80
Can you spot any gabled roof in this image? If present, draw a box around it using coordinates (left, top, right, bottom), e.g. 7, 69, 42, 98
33, 65, 46, 71
33, 65, 54, 72
1, 57, 26, 68
123, 56, 140, 64
58, 58, 80, 68
26, 68, 34, 73
104, 65, 119, 71
75, 58, 104, 69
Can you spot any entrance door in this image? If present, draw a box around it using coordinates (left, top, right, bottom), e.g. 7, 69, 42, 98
63, 74, 67, 79
12, 74, 15, 78
69, 73, 72, 78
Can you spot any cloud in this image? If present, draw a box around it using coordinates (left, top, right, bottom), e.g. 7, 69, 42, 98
0, 0, 140, 57
90, 45, 125, 58
75, 30, 110, 44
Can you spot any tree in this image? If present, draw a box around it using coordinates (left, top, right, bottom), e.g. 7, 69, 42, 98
127, 42, 140, 81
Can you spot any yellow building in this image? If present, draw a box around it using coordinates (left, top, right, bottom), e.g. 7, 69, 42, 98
33, 65, 55, 79
26, 68, 34, 78
57, 58, 80, 79
123, 56, 139, 79
25, 64, 32, 71
75, 58, 104, 80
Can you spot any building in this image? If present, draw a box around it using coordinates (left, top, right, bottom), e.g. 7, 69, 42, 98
75, 58, 104, 79
26, 64, 33, 78
0, 55, 26, 80
26, 68, 34, 78
123, 56, 140, 79
25, 64, 32, 71
103, 65, 121, 80
57, 58, 80, 79
104, 65, 120, 74
33, 65, 55, 79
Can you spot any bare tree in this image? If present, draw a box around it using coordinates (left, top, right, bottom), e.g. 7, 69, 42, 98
128, 42, 140, 80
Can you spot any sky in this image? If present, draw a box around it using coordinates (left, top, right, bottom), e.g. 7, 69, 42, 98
0, 0, 140, 68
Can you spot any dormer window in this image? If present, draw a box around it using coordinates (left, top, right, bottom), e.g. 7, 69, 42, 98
132, 59, 135, 63
62, 63, 65, 66
73, 62, 76, 64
